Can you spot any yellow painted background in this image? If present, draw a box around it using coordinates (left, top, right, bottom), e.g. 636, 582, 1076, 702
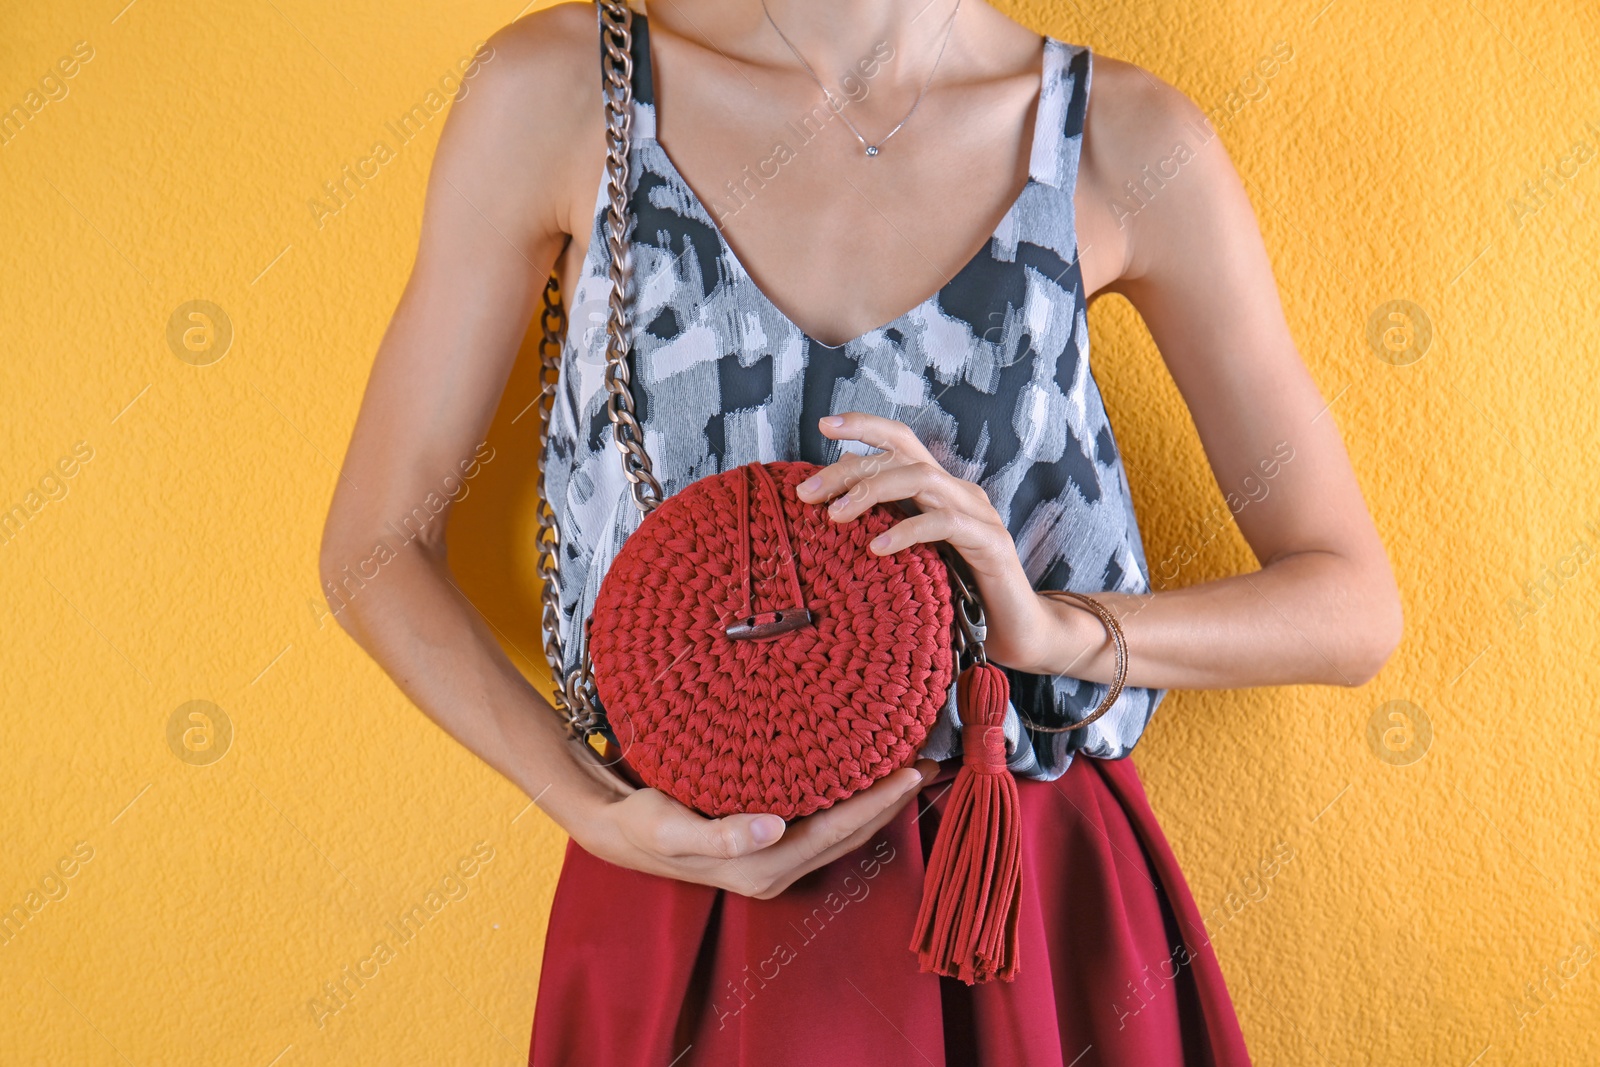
2, 0, 1597, 1062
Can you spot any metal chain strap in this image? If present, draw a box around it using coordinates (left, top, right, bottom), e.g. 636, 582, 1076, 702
535, 280, 604, 739
531, 0, 655, 741
598, 0, 664, 515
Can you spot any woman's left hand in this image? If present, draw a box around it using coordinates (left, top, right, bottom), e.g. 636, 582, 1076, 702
795, 412, 1060, 674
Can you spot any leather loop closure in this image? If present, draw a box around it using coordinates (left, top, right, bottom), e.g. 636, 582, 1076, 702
725, 462, 813, 642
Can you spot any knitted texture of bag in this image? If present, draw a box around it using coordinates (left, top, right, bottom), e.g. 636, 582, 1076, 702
588, 460, 956, 820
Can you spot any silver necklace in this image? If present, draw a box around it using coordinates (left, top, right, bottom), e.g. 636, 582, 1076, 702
759, 0, 962, 157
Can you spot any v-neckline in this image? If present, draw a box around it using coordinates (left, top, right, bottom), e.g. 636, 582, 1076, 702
634, 14, 1058, 351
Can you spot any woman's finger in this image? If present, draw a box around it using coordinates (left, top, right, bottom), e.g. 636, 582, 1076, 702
739, 767, 934, 895
754, 758, 944, 898
797, 411, 948, 506
865, 508, 999, 559
817, 412, 936, 466
709, 765, 925, 893
621, 766, 927, 894
625, 790, 786, 863
777, 765, 924, 865
794, 447, 913, 505
820, 459, 982, 525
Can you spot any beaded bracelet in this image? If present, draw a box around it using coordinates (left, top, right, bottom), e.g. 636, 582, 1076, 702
1017, 590, 1129, 734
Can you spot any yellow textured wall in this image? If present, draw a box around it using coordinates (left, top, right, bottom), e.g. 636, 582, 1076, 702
2, 0, 1596, 1063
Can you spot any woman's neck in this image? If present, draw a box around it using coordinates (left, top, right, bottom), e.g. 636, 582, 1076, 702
644, 0, 975, 90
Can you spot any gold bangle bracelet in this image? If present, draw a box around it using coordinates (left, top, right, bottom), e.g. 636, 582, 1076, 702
1017, 590, 1129, 734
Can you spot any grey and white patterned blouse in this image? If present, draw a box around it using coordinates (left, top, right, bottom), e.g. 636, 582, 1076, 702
540, 10, 1165, 781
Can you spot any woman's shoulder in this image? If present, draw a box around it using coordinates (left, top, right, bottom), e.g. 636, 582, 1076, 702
430, 3, 606, 239
1009, 21, 1214, 197
1068, 47, 1235, 285
479, 1, 604, 108
439, 2, 606, 159
1078, 51, 1215, 174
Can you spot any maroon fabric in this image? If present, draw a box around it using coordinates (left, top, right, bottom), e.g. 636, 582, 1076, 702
529, 753, 1252, 1066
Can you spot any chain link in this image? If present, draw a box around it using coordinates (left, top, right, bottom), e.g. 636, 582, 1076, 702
535, 279, 607, 740
599, 0, 664, 514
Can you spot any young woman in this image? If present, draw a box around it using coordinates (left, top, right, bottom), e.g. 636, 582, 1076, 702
321, 0, 1401, 1063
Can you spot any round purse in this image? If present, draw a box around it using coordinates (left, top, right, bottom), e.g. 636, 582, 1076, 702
588, 458, 956, 821
531, 0, 1127, 986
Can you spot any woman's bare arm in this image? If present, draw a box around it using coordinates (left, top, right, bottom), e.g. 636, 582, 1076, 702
318, 10, 610, 834
1033, 58, 1404, 689
319, 7, 932, 898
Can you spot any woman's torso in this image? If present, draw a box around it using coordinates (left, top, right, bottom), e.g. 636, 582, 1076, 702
543, 4, 1165, 779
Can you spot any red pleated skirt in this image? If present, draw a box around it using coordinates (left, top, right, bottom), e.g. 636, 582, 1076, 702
529, 752, 1252, 1066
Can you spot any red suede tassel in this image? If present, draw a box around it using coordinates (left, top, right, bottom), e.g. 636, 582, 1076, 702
909, 661, 1023, 984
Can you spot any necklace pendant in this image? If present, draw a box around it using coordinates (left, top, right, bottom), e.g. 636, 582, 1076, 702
864, 145, 880, 157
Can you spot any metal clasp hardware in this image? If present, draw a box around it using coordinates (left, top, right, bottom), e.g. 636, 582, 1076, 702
936, 542, 989, 667
725, 606, 814, 641
955, 593, 987, 657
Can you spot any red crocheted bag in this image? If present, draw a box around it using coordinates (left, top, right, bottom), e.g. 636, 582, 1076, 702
587, 459, 955, 820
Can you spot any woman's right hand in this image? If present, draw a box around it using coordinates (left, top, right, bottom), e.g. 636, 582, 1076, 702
566, 756, 942, 899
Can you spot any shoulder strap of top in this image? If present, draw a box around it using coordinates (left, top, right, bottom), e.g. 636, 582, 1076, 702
595, 2, 656, 138
629, 7, 655, 108
1029, 40, 1091, 193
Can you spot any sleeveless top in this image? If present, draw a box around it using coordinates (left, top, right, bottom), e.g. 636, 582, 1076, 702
541, 7, 1165, 781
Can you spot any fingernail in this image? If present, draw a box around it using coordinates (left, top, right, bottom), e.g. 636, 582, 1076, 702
829, 492, 850, 509
822, 415, 845, 427
871, 533, 891, 551
752, 815, 783, 844
798, 476, 821, 494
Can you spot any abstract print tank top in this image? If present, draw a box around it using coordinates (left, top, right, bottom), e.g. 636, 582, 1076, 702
541, 10, 1165, 781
